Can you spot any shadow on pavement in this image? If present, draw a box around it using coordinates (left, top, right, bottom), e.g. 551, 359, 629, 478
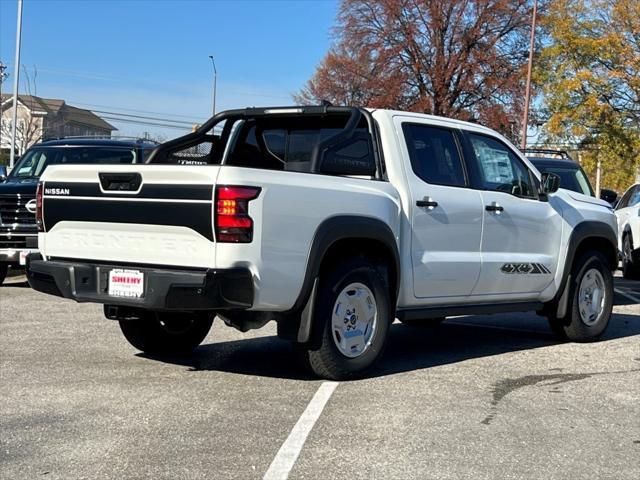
0, 280, 30, 288
614, 276, 640, 306
139, 311, 640, 380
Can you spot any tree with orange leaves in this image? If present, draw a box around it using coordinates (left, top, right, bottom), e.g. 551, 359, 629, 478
537, 0, 640, 190
297, 0, 539, 139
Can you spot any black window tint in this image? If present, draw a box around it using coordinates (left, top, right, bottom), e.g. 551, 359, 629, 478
60, 148, 135, 165
534, 166, 593, 196
402, 124, 466, 187
286, 129, 342, 165
629, 186, 640, 207
616, 187, 634, 210
468, 134, 536, 198
319, 135, 373, 176
227, 120, 373, 175
10, 147, 136, 178
263, 130, 286, 160
142, 148, 154, 163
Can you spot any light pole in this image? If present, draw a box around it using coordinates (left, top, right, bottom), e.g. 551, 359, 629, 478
208, 55, 217, 116
9, 0, 24, 167
521, 0, 538, 150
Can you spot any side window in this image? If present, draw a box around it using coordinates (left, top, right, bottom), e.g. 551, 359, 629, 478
629, 186, 640, 207
616, 188, 633, 210
402, 123, 466, 187
468, 133, 536, 198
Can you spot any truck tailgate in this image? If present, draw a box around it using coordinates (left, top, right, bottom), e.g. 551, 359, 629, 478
40, 164, 219, 268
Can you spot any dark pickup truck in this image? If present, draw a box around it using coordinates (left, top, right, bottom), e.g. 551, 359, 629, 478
0, 137, 157, 284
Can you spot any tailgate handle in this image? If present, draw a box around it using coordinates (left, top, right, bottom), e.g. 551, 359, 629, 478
99, 172, 142, 192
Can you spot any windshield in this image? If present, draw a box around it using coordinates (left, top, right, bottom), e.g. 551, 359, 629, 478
9, 146, 137, 179
533, 164, 594, 196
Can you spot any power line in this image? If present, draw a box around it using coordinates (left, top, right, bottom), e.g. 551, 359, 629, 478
90, 109, 196, 126
99, 116, 191, 131
67, 100, 209, 122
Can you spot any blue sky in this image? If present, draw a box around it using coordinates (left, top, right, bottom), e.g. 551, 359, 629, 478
0, 0, 338, 139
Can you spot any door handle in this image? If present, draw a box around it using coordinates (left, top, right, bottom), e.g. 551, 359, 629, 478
485, 202, 504, 212
416, 197, 438, 209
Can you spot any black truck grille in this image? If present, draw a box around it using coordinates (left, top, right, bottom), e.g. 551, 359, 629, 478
0, 233, 37, 249
0, 194, 37, 227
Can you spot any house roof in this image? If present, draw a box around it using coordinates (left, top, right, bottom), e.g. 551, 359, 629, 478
0, 94, 116, 131
63, 104, 116, 131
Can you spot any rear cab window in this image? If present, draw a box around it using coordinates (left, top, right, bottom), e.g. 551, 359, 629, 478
160, 112, 377, 178
226, 116, 374, 174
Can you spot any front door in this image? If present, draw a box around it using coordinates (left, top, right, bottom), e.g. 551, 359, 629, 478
464, 132, 563, 297
395, 119, 484, 299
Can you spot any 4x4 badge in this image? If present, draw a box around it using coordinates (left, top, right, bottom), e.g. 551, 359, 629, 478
501, 263, 551, 274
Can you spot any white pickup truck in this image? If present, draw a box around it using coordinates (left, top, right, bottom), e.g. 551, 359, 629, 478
27, 106, 618, 380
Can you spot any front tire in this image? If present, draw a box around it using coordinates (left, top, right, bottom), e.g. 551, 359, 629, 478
0, 264, 7, 285
547, 251, 613, 342
622, 234, 640, 280
302, 258, 392, 380
119, 312, 213, 355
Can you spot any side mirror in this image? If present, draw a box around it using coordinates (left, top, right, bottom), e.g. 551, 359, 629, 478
600, 188, 618, 205
0, 165, 7, 182
540, 172, 560, 194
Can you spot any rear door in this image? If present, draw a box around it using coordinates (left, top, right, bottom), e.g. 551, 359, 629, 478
463, 132, 563, 297
394, 117, 483, 299
41, 164, 219, 268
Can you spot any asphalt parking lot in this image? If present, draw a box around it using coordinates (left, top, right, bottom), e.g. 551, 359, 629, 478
1, 274, 639, 480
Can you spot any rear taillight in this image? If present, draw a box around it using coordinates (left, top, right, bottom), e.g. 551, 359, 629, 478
215, 186, 260, 243
36, 182, 44, 231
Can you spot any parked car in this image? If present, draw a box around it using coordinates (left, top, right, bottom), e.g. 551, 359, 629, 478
615, 183, 640, 279
600, 188, 619, 207
26, 106, 618, 380
524, 148, 593, 194
523, 148, 620, 207
0, 137, 157, 284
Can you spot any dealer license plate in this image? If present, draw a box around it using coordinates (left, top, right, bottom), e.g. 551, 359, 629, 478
19, 251, 29, 266
108, 269, 144, 298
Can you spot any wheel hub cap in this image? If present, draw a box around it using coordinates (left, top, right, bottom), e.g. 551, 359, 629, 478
578, 268, 605, 326
331, 282, 378, 358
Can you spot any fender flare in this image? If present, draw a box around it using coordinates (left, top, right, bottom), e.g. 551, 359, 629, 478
552, 220, 617, 318
285, 215, 400, 343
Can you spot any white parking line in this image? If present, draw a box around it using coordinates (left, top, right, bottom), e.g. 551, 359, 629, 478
614, 288, 640, 305
263, 381, 339, 480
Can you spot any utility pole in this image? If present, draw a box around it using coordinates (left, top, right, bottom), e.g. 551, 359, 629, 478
520, 0, 538, 150
595, 153, 602, 198
9, 0, 24, 168
208, 55, 217, 116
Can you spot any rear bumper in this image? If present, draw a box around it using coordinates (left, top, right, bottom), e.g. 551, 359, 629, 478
26, 254, 253, 311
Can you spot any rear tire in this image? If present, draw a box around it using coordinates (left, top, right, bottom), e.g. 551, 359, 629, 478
119, 312, 213, 355
622, 234, 640, 280
547, 251, 613, 342
301, 258, 392, 380
0, 264, 7, 285
399, 317, 445, 327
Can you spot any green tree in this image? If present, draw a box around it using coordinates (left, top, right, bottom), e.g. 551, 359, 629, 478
538, 0, 640, 191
